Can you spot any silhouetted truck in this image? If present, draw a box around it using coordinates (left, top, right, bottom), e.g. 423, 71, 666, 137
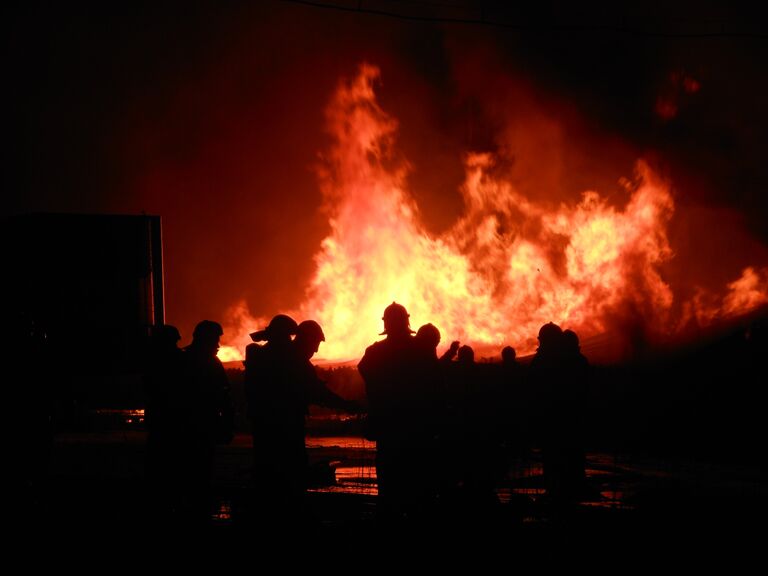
3, 213, 164, 424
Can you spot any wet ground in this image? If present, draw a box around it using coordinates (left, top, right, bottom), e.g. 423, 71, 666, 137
17, 430, 765, 541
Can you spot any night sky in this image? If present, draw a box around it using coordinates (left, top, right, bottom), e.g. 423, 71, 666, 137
6, 0, 768, 344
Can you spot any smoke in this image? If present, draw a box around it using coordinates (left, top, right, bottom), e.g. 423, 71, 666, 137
218, 63, 767, 363
7, 2, 768, 356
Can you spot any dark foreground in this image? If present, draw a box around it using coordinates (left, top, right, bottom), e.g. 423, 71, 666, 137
15, 430, 767, 546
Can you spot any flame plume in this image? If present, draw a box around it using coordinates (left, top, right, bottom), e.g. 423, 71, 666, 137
218, 64, 767, 363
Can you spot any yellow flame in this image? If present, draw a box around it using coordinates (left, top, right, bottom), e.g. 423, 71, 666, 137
220, 64, 767, 363
296, 65, 677, 360
217, 345, 243, 363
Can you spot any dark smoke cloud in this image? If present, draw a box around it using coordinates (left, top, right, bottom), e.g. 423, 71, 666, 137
6, 1, 768, 342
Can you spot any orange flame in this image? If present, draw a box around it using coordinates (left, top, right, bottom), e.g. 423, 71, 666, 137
219, 64, 767, 363
678, 266, 768, 330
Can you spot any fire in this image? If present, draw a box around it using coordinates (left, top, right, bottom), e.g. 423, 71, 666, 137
218, 64, 768, 363
217, 345, 243, 363
722, 267, 768, 316
679, 267, 768, 330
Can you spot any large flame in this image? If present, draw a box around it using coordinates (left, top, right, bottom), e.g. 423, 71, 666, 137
218, 64, 768, 363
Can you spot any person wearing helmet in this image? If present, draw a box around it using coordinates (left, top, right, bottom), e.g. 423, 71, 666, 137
248, 314, 297, 343
415, 322, 460, 364
537, 321, 563, 351
294, 319, 325, 360
289, 320, 359, 499
528, 322, 590, 507
293, 319, 357, 420
413, 322, 462, 508
177, 319, 233, 524
244, 313, 298, 429
358, 302, 418, 431
293, 320, 358, 412
358, 302, 435, 523
243, 314, 298, 514
246, 315, 357, 522
376, 301, 415, 337
183, 320, 232, 437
